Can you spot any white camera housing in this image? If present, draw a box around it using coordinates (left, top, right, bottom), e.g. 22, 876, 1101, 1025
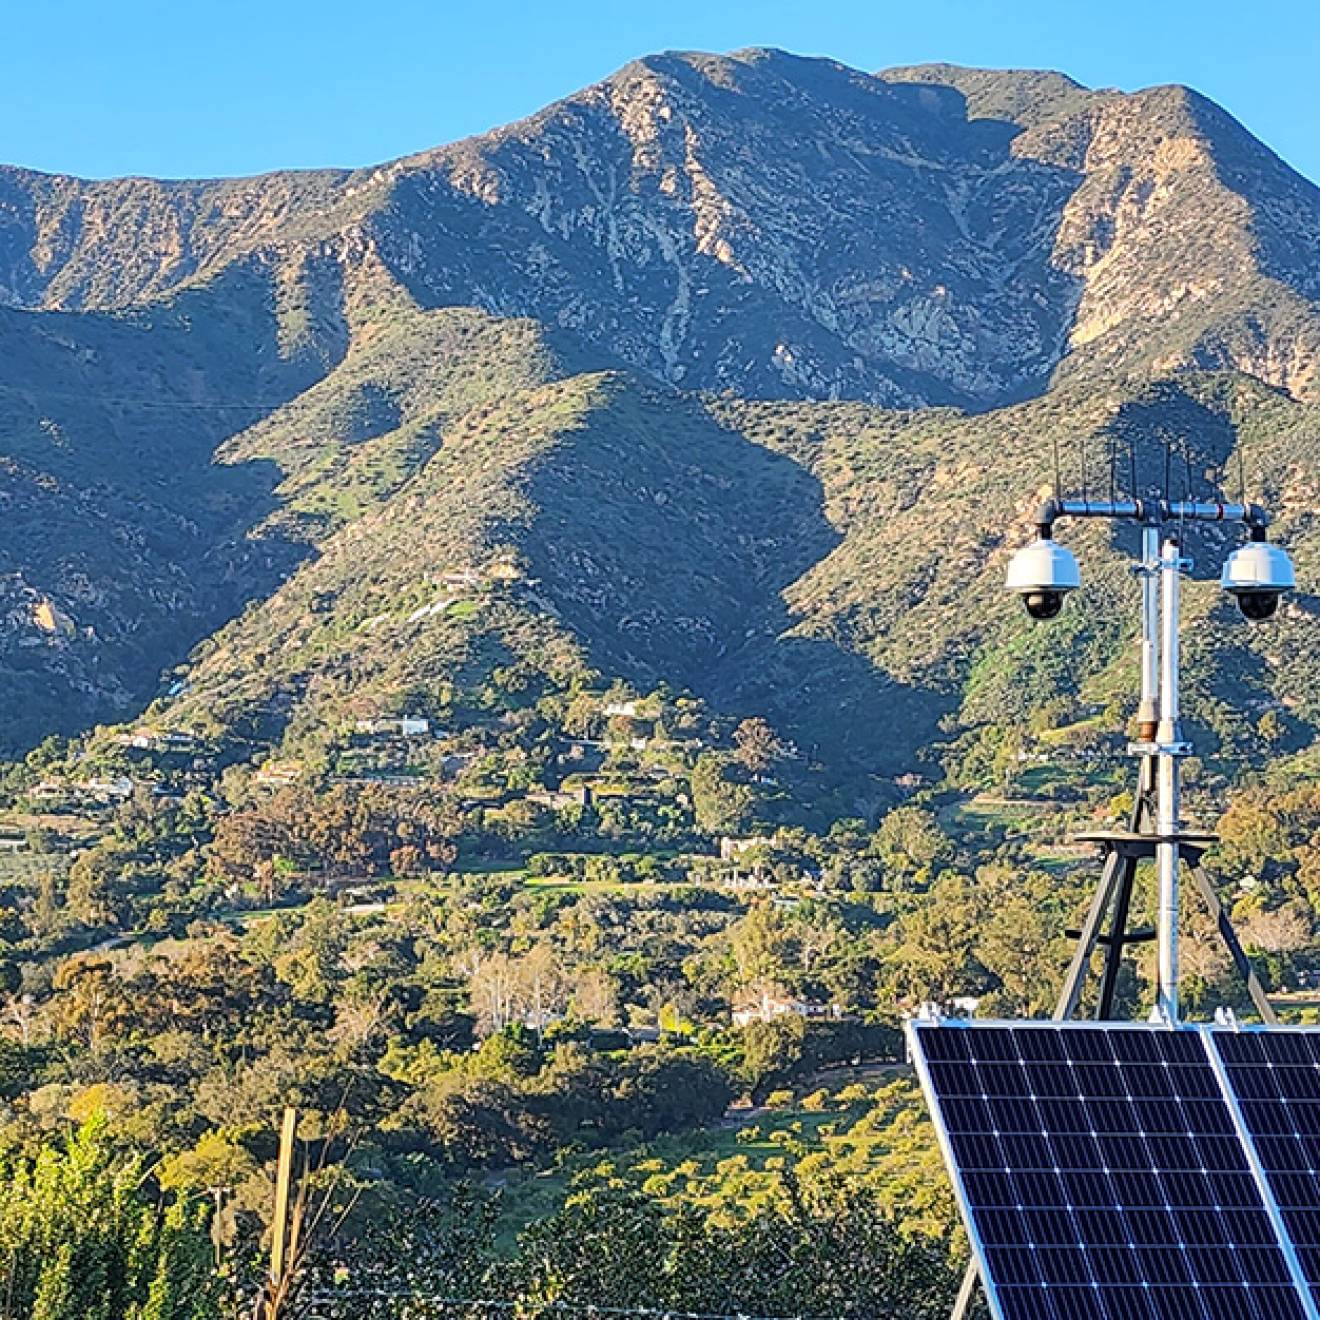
1005, 536, 1082, 620
1220, 539, 1296, 621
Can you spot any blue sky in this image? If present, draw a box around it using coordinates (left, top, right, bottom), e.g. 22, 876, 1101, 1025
7, 0, 1317, 184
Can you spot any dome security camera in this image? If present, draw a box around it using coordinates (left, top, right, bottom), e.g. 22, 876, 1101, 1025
1005, 532, 1082, 621
1220, 537, 1295, 622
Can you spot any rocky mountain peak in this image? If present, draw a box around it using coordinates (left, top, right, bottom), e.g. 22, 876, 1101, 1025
0, 51, 1316, 755
1, 52, 1317, 407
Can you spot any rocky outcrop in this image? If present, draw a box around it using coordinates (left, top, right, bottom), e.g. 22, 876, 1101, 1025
0, 50, 1315, 407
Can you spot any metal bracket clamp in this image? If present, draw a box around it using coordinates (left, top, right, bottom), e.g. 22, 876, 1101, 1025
1127, 739, 1194, 758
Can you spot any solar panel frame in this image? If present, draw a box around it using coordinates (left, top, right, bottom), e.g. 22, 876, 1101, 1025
908, 1019, 1320, 1320
1210, 1028, 1320, 1313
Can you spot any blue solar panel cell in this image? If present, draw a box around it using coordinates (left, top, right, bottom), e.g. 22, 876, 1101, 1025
1212, 1030, 1320, 1312
909, 1022, 1315, 1320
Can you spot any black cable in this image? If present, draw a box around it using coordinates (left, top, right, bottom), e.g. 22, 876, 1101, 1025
297, 1295, 842, 1320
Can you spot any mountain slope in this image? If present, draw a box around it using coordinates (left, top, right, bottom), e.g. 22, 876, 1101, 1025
159, 347, 1320, 792
4, 51, 1318, 406
0, 268, 330, 744
0, 50, 1316, 771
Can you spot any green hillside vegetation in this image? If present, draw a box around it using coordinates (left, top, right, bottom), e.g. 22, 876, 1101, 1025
0, 48, 1317, 1316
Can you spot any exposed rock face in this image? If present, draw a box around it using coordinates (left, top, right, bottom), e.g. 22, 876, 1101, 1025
0, 50, 1316, 751
1, 50, 1316, 407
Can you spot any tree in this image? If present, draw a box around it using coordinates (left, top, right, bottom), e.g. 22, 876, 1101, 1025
728, 901, 798, 990
50, 958, 131, 1055
158, 1130, 261, 1270
732, 717, 785, 779
690, 754, 757, 835
740, 1014, 807, 1102
608, 1049, 734, 1138
976, 873, 1065, 1017
882, 872, 987, 1006
872, 807, 953, 883
388, 844, 427, 877
0, 1114, 222, 1319
415, 1075, 549, 1168
570, 966, 621, 1027
519, 944, 567, 1043
66, 839, 137, 929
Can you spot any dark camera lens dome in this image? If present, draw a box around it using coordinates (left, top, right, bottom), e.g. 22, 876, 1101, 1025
1023, 590, 1065, 620
1235, 590, 1280, 622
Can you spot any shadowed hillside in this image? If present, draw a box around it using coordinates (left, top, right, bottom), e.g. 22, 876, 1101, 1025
0, 50, 1315, 772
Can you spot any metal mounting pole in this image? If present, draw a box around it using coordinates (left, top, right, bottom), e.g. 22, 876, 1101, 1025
1154, 535, 1184, 1024
1137, 525, 1160, 742
951, 492, 1293, 1320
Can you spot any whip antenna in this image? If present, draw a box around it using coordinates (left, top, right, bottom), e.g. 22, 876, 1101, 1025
1182, 435, 1198, 541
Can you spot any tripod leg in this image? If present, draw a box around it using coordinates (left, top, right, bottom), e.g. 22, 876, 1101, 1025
1188, 864, 1278, 1025
951, 1256, 980, 1320
1055, 849, 1125, 1020
1097, 856, 1139, 1021
1129, 754, 1156, 833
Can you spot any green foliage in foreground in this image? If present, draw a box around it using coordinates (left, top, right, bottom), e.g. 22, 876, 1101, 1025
0, 1075, 960, 1319
0, 1115, 221, 1320
302, 1174, 959, 1320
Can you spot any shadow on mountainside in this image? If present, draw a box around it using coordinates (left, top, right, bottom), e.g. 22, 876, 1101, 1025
0, 264, 330, 751
1102, 382, 1253, 576
515, 376, 951, 798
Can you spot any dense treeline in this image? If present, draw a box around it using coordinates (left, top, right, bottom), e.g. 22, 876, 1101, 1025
0, 665, 1313, 1316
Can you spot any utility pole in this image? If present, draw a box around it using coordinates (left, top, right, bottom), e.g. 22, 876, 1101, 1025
257, 1107, 299, 1320
1154, 531, 1187, 1023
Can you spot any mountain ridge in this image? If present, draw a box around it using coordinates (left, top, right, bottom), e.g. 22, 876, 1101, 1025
0, 50, 1316, 774
3, 50, 1317, 403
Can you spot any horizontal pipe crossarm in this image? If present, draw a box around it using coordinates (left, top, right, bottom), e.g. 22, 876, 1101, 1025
1036, 497, 1267, 529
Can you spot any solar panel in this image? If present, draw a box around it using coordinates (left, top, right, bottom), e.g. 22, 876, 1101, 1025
909, 1021, 1317, 1320
1211, 1030, 1320, 1311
